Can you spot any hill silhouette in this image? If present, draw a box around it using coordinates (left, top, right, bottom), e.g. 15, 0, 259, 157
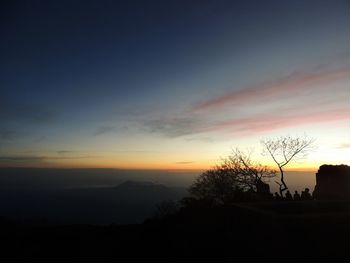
0, 180, 187, 225
2, 200, 350, 262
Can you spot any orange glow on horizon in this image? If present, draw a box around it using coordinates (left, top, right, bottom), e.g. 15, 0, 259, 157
0, 159, 325, 172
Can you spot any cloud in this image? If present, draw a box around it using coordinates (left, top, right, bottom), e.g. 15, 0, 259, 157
93, 126, 129, 136
142, 103, 350, 139
94, 126, 117, 136
189, 65, 350, 136
0, 156, 47, 163
213, 108, 350, 136
57, 150, 74, 155
192, 66, 350, 112
0, 154, 97, 163
143, 117, 207, 137
140, 63, 350, 139
174, 161, 195, 164
184, 136, 216, 143
112, 150, 159, 154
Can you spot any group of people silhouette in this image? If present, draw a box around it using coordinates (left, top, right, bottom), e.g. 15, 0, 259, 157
274, 188, 313, 201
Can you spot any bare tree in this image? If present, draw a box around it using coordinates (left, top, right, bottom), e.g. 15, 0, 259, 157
223, 149, 276, 192
188, 149, 276, 205
261, 135, 315, 196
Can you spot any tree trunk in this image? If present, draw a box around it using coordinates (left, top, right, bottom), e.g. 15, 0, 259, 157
279, 167, 288, 197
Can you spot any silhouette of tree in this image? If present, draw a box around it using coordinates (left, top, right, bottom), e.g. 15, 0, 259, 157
261, 135, 315, 196
222, 149, 276, 192
188, 149, 276, 205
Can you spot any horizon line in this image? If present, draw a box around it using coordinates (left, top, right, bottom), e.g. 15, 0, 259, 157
0, 166, 320, 172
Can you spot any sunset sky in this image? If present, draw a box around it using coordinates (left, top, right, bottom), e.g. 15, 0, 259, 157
1, 0, 350, 170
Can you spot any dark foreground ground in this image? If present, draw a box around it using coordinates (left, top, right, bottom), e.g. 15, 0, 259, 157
1, 201, 350, 263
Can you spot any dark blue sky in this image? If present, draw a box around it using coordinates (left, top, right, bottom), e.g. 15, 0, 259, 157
1, 0, 350, 168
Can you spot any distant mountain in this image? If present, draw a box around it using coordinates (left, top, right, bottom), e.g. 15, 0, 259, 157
0, 180, 188, 225
115, 180, 167, 189
112, 180, 186, 201
0, 168, 199, 190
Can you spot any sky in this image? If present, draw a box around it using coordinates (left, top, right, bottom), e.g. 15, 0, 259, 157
1, 0, 350, 170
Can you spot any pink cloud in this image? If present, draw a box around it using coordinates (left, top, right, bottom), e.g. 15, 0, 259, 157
212, 108, 350, 136
151, 65, 350, 138
192, 67, 350, 112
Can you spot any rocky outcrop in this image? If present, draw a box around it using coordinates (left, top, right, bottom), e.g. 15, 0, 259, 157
313, 165, 350, 200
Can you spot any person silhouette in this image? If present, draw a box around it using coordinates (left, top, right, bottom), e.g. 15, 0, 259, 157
285, 190, 293, 201
301, 188, 312, 200
274, 192, 282, 201
293, 190, 301, 201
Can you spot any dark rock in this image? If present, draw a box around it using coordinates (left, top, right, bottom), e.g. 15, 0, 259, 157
314, 165, 350, 200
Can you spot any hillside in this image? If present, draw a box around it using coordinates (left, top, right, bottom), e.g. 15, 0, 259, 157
2, 201, 350, 262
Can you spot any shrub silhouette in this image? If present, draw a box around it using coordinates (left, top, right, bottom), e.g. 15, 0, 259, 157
187, 149, 276, 205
